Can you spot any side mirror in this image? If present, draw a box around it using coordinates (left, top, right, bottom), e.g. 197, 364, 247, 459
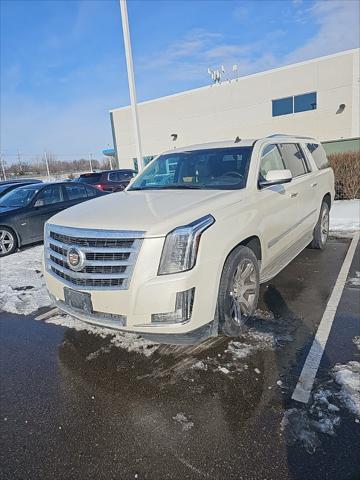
259, 169, 292, 188
34, 199, 44, 207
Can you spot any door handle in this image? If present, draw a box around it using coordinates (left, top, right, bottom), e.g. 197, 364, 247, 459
311, 182, 318, 188
290, 192, 298, 198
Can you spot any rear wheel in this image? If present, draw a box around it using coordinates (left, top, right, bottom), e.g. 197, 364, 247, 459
0, 227, 17, 257
311, 201, 329, 250
217, 246, 260, 337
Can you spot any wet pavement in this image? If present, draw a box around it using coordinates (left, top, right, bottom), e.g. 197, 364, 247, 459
0, 237, 359, 480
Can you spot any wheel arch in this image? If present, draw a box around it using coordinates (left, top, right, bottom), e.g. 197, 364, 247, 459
323, 192, 332, 209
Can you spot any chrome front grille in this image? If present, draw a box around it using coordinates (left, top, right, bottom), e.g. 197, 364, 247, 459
45, 225, 145, 290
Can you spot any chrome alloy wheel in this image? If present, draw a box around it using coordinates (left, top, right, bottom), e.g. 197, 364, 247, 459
229, 259, 257, 325
320, 205, 329, 245
0, 229, 15, 255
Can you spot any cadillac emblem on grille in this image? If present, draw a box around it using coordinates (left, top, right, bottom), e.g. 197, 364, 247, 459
67, 246, 85, 271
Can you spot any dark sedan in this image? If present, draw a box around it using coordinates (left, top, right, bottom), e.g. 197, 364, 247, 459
0, 179, 43, 199
0, 182, 106, 257
75, 169, 136, 192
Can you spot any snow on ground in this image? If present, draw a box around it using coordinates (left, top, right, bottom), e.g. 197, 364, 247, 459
330, 199, 360, 234
281, 352, 360, 453
348, 271, 360, 287
43, 311, 158, 357
0, 246, 51, 314
281, 387, 341, 454
172, 413, 194, 431
0, 245, 158, 357
333, 361, 360, 417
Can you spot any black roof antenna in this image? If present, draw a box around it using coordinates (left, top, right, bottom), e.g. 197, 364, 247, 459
234, 136, 241, 143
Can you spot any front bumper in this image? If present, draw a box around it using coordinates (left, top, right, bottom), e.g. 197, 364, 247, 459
44, 234, 222, 338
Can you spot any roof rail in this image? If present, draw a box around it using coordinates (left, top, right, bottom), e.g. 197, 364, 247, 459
266, 133, 315, 140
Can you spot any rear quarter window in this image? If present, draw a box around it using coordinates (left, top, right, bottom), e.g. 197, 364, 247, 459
278, 143, 309, 177
307, 143, 329, 169
78, 173, 102, 184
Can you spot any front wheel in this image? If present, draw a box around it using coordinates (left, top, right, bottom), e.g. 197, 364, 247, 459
310, 201, 330, 250
0, 227, 17, 257
217, 246, 260, 337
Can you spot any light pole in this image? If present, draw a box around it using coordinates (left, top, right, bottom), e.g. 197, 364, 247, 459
119, 0, 143, 171
0, 156, 6, 180
44, 151, 50, 178
89, 153, 93, 172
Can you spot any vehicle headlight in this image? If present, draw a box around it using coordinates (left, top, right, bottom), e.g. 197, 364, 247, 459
158, 214, 215, 275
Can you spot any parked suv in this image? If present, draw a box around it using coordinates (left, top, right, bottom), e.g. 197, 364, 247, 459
44, 135, 334, 344
76, 169, 136, 192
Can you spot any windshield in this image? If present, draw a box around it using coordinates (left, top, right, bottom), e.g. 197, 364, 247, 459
0, 186, 41, 208
128, 147, 253, 191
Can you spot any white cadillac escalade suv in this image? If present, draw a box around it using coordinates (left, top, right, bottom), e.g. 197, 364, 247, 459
44, 135, 334, 344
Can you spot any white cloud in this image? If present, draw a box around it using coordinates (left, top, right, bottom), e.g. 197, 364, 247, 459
139, 0, 359, 90
286, 0, 360, 63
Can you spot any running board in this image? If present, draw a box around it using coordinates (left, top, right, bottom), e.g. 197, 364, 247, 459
260, 231, 313, 283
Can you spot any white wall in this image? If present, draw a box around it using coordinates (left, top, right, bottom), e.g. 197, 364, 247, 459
111, 49, 360, 169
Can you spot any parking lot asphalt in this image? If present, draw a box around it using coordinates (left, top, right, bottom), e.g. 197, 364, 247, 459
0, 237, 359, 480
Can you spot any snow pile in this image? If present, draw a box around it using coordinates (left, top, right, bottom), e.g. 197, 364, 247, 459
333, 361, 360, 417
281, 389, 340, 454
0, 246, 51, 314
47, 311, 158, 357
226, 341, 255, 359
191, 361, 208, 371
330, 200, 360, 233
348, 271, 360, 287
172, 413, 194, 431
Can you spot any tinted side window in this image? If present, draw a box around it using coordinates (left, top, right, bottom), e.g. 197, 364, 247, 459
108, 172, 118, 181
36, 185, 64, 205
307, 143, 329, 169
259, 144, 285, 178
272, 97, 293, 116
294, 92, 317, 113
64, 184, 87, 200
84, 185, 98, 198
279, 144, 308, 177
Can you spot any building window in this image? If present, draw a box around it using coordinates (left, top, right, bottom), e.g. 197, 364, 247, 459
272, 92, 317, 117
272, 97, 293, 117
294, 92, 317, 113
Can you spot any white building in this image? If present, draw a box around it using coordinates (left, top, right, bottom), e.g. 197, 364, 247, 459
110, 48, 360, 170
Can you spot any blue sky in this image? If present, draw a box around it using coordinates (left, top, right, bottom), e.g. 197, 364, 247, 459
1, 0, 359, 162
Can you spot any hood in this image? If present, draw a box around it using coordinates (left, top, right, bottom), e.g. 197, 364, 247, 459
49, 189, 245, 237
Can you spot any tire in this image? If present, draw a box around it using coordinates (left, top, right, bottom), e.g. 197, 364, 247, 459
0, 227, 17, 257
310, 201, 330, 250
217, 246, 260, 337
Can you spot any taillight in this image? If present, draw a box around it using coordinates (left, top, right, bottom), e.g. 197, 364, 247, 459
95, 184, 104, 190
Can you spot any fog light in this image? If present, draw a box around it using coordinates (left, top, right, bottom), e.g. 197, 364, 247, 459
151, 288, 195, 324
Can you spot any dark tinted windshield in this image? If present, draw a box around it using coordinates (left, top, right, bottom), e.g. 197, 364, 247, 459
77, 173, 102, 184
0, 185, 41, 208
129, 147, 253, 191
